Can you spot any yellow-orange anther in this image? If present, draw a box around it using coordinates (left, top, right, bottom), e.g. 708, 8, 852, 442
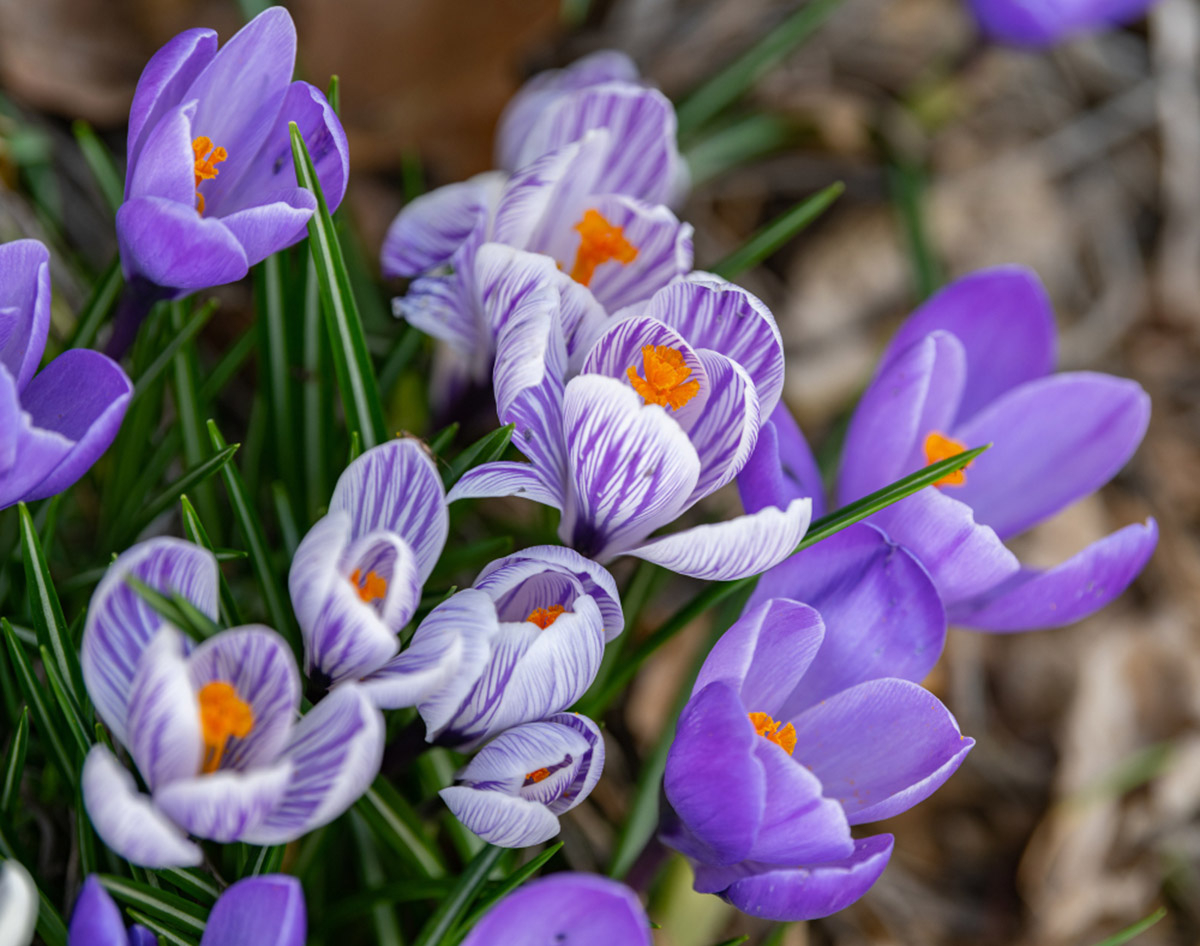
627, 345, 701, 411
198, 681, 254, 774
569, 209, 638, 286
923, 431, 972, 488
350, 569, 389, 604
524, 767, 551, 784
192, 136, 228, 215
748, 712, 797, 756
526, 605, 567, 629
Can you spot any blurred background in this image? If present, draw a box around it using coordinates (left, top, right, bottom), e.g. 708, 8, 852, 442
0, 0, 1196, 944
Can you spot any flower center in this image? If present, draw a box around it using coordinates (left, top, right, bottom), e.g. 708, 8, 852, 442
748, 712, 796, 756
350, 569, 389, 604
192, 136, 228, 216
526, 605, 567, 629
198, 681, 254, 774
569, 209, 638, 286
524, 768, 552, 784
626, 345, 701, 410
924, 431, 973, 488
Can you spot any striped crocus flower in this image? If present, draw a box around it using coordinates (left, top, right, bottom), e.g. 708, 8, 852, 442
80, 538, 383, 868
449, 258, 810, 581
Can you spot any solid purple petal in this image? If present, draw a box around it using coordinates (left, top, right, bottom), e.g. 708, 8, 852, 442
382, 173, 504, 277
81, 746, 202, 868
199, 876, 305, 946
125, 102, 196, 206
154, 762, 293, 843
82, 538, 218, 746
951, 372, 1151, 540
447, 461, 564, 509
748, 739, 853, 864
460, 872, 652, 946
117, 196, 249, 289
686, 350, 760, 503
439, 787, 561, 848
626, 498, 811, 581
750, 523, 946, 715
186, 626, 300, 770
128, 928, 157, 946
880, 267, 1056, 423
0, 238, 50, 391
126, 629, 202, 790
68, 876, 127, 946
968, 0, 1157, 45
665, 682, 765, 866
839, 331, 967, 504
0, 374, 72, 509
871, 488, 1020, 605
243, 684, 384, 845
218, 189, 315, 266
581, 196, 693, 313
950, 518, 1158, 632
737, 404, 827, 518
707, 835, 895, 921
792, 678, 973, 825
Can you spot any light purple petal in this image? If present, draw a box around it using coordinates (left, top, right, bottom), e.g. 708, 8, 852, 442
68, 876, 126, 946
382, 173, 504, 277
950, 518, 1158, 632
447, 462, 564, 509
748, 738, 853, 864
116, 196, 249, 290
581, 196, 693, 313
750, 523, 946, 715
81, 746, 202, 868
626, 498, 812, 581
127, 629, 202, 791
559, 375, 700, 560
951, 372, 1151, 540
0, 239, 50, 392
186, 626, 300, 771
439, 786, 561, 848
880, 266, 1056, 423
242, 684, 384, 845
125, 101, 196, 206
329, 438, 449, 583
0, 376, 71, 509
737, 405, 827, 518
82, 538, 218, 746
218, 189, 316, 267
154, 762, 293, 843
792, 678, 973, 825
968, 0, 1157, 45
199, 876, 305, 946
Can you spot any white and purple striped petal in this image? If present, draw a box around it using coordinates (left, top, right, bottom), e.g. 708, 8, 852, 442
126, 628, 203, 791
447, 462, 564, 509
381, 173, 504, 278
154, 762, 294, 843
686, 350, 760, 503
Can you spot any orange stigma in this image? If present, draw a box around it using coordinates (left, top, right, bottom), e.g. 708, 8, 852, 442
748, 712, 797, 756
192, 136, 228, 215
350, 569, 389, 604
198, 681, 254, 774
924, 431, 973, 487
526, 605, 567, 629
569, 209, 637, 286
524, 767, 552, 784
627, 345, 701, 410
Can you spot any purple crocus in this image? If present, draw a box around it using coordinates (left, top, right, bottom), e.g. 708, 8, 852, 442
663, 572, 970, 922
968, 0, 1159, 46
448, 260, 810, 581
460, 872, 652, 946
117, 7, 347, 297
440, 712, 605, 847
1, 239, 131, 509
289, 438, 448, 693
401, 546, 622, 749
80, 538, 384, 867
68, 874, 305, 946
830, 267, 1156, 631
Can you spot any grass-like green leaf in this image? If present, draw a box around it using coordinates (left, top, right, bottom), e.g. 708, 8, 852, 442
711, 182, 845, 279
119, 443, 239, 544
18, 503, 84, 704
39, 646, 91, 758
290, 122, 387, 449
411, 844, 505, 946
68, 257, 123, 350
180, 495, 243, 627
444, 424, 515, 487
355, 778, 447, 880
428, 422, 460, 457
153, 868, 220, 906
1, 706, 29, 812
1091, 907, 1168, 946
2, 618, 74, 779
258, 253, 301, 504
449, 842, 564, 943
126, 575, 219, 642
71, 119, 123, 212
684, 113, 799, 188
130, 298, 219, 404
124, 910, 199, 946
100, 875, 208, 933
889, 160, 942, 301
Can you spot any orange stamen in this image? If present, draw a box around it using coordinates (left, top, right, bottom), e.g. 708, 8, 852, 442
198, 681, 254, 774
524, 767, 552, 784
748, 711, 797, 756
627, 345, 701, 410
923, 431, 973, 488
526, 605, 567, 629
350, 569, 389, 604
569, 209, 638, 286
192, 136, 228, 216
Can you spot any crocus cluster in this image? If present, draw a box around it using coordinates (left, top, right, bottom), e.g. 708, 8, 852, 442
968, 0, 1159, 46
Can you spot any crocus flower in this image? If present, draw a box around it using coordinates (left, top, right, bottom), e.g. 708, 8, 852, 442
403, 546, 622, 749
449, 260, 810, 581
289, 438, 448, 693
0, 860, 37, 946
440, 712, 604, 847
80, 537, 384, 867
68, 874, 305, 946
663, 586, 970, 921
460, 873, 652, 946
968, 0, 1159, 46
834, 267, 1156, 631
117, 7, 347, 298
1, 239, 131, 509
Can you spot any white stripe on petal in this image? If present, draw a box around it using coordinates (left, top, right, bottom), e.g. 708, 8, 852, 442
127, 628, 202, 790
154, 762, 293, 843
439, 786, 561, 849
447, 462, 563, 509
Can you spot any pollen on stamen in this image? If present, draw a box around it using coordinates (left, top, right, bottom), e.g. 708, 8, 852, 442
350, 568, 388, 604
198, 681, 254, 774
748, 711, 797, 756
569, 208, 638, 286
627, 345, 701, 411
524, 767, 552, 784
924, 431, 973, 488
526, 605, 567, 629
192, 136, 228, 216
